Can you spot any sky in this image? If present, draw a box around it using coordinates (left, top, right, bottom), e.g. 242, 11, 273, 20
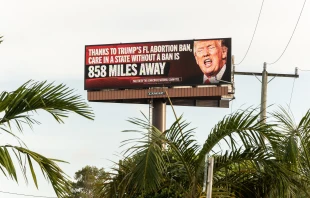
0, 0, 310, 197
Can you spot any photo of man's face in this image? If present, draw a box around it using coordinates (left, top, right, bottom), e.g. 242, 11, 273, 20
194, 40, 227, 77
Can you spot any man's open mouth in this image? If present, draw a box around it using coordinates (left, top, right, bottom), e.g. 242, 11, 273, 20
204, 59, 212, 66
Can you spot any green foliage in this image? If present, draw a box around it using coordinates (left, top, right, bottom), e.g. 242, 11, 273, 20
0, 80, 94, 197
68, 166, 107, 198
98, 107, 310, 197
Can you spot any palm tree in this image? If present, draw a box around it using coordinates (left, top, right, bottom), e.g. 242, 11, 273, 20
100, 107, 309, 197
270, 107, 310, 197
0, 80, 94, 197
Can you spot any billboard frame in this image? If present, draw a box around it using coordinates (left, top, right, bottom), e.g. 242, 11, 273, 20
84, 38, 232, 90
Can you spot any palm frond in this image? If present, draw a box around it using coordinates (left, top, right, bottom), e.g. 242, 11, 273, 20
0, 145, 71, 197
214, 152, 303, 197
197, 109, 274, 169
0, 80, 94, 131
120, 117, 167, 194
0, 80, 94, 197
131, 137, 165, 193
214, 147, 270, 172
165, 117, 200, 181
273, 108, 310, 177
271, 106, 296, 133
120, 115, 203, 196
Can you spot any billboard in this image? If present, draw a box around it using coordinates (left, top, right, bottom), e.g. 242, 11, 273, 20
85, 38, 231, 90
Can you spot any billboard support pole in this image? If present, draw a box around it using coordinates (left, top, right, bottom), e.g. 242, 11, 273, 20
152, 99, 166, 134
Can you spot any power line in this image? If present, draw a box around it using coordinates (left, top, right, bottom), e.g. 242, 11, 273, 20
235, 0, 265, 65
267, 0, 307, 65
0, 190, 57, 198
289, 78, 296, 109
298, 67, 310, 72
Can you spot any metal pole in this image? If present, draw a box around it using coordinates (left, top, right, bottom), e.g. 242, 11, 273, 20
232, 55, 235, 93
202, 154, 208, 193
152, 99, 166, 133
260, 62, 268, 123
149, 99, 153, 126
206, 157, 214, 198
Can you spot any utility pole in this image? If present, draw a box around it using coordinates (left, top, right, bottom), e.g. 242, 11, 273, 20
233, 57, 299, 123
260, 62, 268, 123
201, 58, 298, 197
